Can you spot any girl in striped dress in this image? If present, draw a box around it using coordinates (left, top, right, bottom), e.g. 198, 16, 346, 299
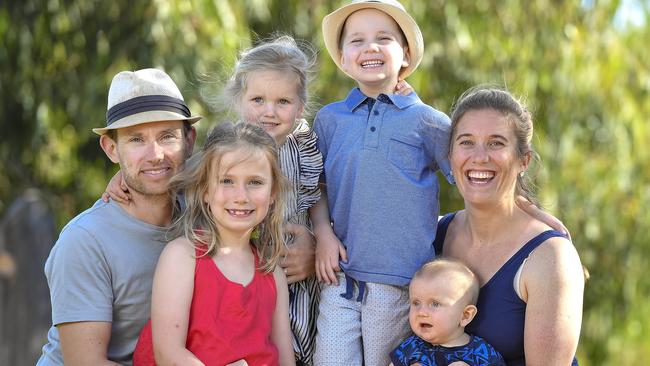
221, 35, 323, 365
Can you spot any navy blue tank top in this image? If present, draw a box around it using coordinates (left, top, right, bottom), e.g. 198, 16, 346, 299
434, 213, 578, 366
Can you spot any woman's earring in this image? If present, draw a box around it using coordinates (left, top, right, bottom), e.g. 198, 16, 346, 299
519, 171, 525, 177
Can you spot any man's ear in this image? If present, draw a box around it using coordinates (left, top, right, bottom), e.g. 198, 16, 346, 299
100, 134, 120, 164
185, 126, 198, 158
460, 304, 478, 327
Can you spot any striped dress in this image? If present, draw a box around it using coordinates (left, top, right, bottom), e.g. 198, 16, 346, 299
278, 119, 323, 365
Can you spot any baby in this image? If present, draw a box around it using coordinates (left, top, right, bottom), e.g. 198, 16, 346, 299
390, 258, 506, 366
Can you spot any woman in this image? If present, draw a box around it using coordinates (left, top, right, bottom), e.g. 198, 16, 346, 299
434, 87, 584, 365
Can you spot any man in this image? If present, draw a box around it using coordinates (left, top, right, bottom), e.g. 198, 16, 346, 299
36, 68, 200, 365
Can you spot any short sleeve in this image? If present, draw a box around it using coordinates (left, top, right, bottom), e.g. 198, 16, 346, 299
313, 111, 328, 161
292, 119, 323, 212
418, 110, 455, 185
45, 224, 113, 325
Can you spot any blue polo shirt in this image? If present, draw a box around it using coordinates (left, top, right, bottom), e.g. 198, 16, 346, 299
314, 88, 454, 286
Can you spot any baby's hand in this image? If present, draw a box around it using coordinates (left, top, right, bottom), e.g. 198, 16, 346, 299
314, 226, 347, 285
280, 223, 316, 284
101, 170, 131, 204
395, 78, 414, 96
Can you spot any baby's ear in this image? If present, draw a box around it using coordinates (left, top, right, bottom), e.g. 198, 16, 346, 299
460, 304, 478, 327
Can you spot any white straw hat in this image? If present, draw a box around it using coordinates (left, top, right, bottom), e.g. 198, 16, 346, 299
322, 0, 424, 79
93, 68, 201, 135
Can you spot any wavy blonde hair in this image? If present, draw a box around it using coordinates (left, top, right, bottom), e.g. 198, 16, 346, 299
168, 122, 290, 273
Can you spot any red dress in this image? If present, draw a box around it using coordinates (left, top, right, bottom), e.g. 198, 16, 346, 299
133, 247, 279, 366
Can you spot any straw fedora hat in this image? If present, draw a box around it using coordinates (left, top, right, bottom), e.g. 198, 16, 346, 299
322, 0, 424, 79
93, 68, 201, 135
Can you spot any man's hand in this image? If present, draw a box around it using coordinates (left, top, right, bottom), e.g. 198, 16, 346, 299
280, 223, 316, 284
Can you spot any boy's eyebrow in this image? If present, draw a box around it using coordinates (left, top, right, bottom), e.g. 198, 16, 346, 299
343, 31, 364, 39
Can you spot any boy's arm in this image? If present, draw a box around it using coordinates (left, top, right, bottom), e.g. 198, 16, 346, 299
419, 113, 454, 185
271, 266, 296, 366
310, 187, 347, 285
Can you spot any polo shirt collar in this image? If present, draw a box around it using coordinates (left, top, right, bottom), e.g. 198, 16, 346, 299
344, 87, 420, 111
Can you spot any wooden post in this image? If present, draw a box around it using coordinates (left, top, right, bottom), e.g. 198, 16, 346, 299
0, 189, 56, 365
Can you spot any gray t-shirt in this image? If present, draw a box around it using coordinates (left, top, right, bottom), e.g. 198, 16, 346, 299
37, 199, 168, 365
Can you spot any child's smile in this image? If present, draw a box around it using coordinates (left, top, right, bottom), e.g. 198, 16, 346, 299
339, 8, 410, 97
204, 147, 274, 242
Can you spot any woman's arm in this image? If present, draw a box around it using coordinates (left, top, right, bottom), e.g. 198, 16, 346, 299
271, 266, 296, 366
309, 187, 347, 285
151, 238, 204, 366
521, 236, 584, 365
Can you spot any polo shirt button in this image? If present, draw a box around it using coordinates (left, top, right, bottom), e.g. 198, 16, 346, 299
370, 126, 376, 132
373, 110, 379, 115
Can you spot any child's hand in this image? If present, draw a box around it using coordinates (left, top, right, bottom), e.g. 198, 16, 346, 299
516, 196, 572, 241
395, 78, 414, 96
314, 226, 347, 285
101, 170, 131, 204
280, 223, 316, 284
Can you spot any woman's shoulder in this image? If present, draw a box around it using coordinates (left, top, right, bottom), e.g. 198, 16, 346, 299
523, 229, 583, 289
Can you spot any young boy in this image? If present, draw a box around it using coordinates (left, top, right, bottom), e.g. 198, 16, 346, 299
311, 1, 454, 365
390, 258, 506, 366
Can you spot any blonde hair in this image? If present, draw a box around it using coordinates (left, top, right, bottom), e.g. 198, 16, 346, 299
168, 122, 290, 273
413, 257, 480, 305
222, 34, 317, 117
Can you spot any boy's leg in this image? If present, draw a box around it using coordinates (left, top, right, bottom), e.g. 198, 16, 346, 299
313, 272, 362, 366
360, 282, 410, 366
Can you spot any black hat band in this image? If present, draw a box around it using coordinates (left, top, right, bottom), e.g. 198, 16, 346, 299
106, 95, 191, 126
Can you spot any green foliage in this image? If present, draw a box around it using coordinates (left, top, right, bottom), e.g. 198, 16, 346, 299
1, 0, 648, 363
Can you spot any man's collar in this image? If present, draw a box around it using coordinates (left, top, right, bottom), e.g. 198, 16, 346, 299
344, 87, 420, 111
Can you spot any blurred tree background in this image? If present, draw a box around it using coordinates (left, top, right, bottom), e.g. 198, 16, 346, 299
1, 0, 648, 364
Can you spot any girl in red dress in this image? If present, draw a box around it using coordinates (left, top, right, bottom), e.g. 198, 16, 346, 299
134, 122, 295, 366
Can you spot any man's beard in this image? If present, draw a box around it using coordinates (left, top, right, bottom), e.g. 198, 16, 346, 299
122, 172, 171, 197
